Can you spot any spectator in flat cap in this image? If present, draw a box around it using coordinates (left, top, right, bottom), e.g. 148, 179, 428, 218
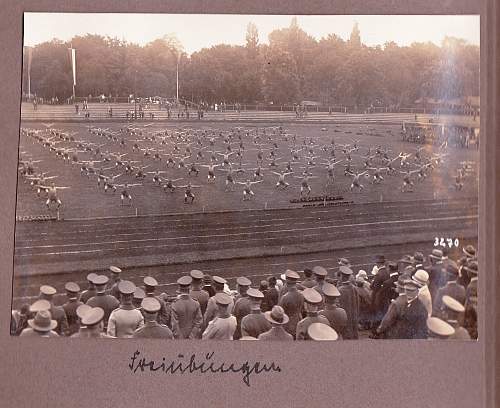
204, 276, 234, 330
80, 273, 98, 304
133, 298, 173, 339
320, 282, 347, 338
338, 266, 360, 339
20, 309, 59, 338
171, 276, 203, 339
300, 268, 316, 289
107, 266, 122, 300
296, 288, 330, 340
202, 293, 237, 340
38, 285, 69, 336
241, 288, 271, 338
433, 261, 466, 317
11, 303, 30, 336
189, 270, 210, 316
376, 276, 408, 339
441, 296, 470, 340
62, 282, 83, 336
427, 249, 445, 300
307, 322, 339, 341
86, 275, 119, 331
107, 280, 144, 338
75, 307, 110, 338
258, 306, 293, 341
278, 270, 304, 339
143, 276, 170, 327
233, 277, 253, 340
398, 281, 428, 339
71, 304, 92, 337
427, 317, 455, 340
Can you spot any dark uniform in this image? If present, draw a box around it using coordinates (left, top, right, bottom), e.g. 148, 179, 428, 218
278, 287, 304, 338
86, 276, 120, 331
320, 305, 348, 339
241, 310, 271, 339
233, 296, 252, 340
338, 268, 360, 340
171, 276, 203, 339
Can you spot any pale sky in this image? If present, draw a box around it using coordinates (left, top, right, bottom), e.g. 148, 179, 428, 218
24, 13, 480, 54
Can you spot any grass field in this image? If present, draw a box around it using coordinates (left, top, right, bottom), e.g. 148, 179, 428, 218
16, 121, 479, 220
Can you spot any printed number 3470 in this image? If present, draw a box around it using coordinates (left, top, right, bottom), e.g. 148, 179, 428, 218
434, 237, 459, 248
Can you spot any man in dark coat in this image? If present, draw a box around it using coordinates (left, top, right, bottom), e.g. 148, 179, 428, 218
374, 262, 399, 321
397, 280, 428, 339
171, 276, 203, 339
143, 276, 170, 326
320, 282, 347, 338
338, 266, 360, 339
278, 270, 304, 339
427, 249, 446, 300
376, 276, 407, 339
296, 288, 330, 340
80, 273, 98, 304
370, 255, 389, 325
263, 276, 279, 311
300, 268, 316, 289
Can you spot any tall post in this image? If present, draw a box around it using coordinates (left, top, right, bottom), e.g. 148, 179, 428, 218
176, 54, 179, 102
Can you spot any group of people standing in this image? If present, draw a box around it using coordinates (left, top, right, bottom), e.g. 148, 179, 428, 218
10, 244, 478, 341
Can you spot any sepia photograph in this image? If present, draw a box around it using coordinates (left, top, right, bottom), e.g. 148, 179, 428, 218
12, 12, 480, 341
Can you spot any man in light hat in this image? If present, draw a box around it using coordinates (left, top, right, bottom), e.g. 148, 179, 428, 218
398, 280, 428, 339
278, 270, 304, 339
427, 249, 445, 299
75, 307, 110, 338
38, 285, 69, 336
87, 275, 119, 331
107, 280, 144, 338
133, 298, 173, 339
412, 270, 432, 317
233, 276, 252, 340
204, 276, 234, 329
307, 322, 339, 341
433, 262, 466, 316
376, 275, 407, 339
426, 316, 455, 339
62, 282, 83, 336
71, 304, 92, 337
257, 305, 292, 341
320, 282, 347, 339
171, 276, 203, 339
107, 266, 122, 300
338, 266, 359, 339
20, 301, 58, 337
441, 295, 470, 340
296, 288, 330, 340
189, 270, 210, 315
80, 273, 98, 303
241, 288, 272, 338
300, 268, 316, 289
202, 293, 237, 340
143, 276, 170, 326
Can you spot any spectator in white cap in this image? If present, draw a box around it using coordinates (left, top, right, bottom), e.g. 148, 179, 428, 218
412, 270, 432, 317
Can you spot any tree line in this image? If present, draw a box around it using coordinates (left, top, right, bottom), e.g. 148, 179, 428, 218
22, 18, 479, 107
